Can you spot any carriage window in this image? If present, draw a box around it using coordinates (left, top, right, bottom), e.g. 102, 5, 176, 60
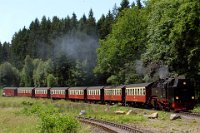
143, 88, 146, 95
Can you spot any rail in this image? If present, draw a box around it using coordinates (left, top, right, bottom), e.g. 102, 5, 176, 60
77, 116, 153, 133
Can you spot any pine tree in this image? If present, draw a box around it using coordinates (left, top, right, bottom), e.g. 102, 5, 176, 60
78, 14, 87, 32
86, 9, 96, 35
71, 13, 78, 30
119, 0, 130, 12
136, 0, 142, 9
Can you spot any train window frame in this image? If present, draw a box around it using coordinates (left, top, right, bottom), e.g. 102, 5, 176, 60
143, 88, 146, 95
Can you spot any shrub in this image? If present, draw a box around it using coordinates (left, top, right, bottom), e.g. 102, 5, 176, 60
22, 101, 79, 133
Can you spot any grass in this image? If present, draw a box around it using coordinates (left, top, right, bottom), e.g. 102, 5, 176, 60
0, 108, 39, 133
192, 104, 200, 112
0, 94, 199, 133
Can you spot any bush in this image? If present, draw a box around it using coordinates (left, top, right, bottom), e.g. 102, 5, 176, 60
22, 101, 79, 133
39, 113, 79, 133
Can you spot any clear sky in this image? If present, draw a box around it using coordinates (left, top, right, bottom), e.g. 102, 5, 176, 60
0, 0, 135, 43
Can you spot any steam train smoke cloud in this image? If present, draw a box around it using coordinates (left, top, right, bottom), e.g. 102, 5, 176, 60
158, 65, 169, 79
52, 32, 98, 69
135, 60, 145, 76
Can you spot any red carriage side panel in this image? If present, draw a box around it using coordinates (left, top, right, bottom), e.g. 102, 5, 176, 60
87, 86, 104, 101
68, 87, 87, 100
125, 83, 152, 103
35, 87, 50, 98
104, 86, 125, 102
50, 87, 69, 99
2, 87, 17, 97
17, 87, 35, 97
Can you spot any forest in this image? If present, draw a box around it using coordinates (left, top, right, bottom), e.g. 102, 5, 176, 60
0, 0, 199, 95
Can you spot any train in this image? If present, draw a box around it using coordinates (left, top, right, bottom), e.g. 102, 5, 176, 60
2, 77, 196, 111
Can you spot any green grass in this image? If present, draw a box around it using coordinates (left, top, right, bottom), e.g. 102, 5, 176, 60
192, 104, 200, 112
0, 108, 39, 133
3, 95, 197, 133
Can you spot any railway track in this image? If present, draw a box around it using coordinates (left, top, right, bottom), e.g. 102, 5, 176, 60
178, 112, 200, 118
77, 116, 153, 133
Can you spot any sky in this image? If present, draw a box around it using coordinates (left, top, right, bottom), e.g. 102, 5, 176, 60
0, 0, 135, 43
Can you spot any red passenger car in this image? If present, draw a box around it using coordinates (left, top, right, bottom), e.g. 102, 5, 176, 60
2, 87, 17, 97
50, 87, 68, 99
104, 85, 125, 103
68, 87, 87, 100
35, 87, 50, 98
87, 86, 104, 102
17, 87, 35, 97
125, 83, 151, 104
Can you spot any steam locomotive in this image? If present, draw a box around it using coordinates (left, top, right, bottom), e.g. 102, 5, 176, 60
2, 77, 195, 111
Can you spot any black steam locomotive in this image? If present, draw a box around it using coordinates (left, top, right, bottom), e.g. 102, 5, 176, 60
150, 77, 195, 111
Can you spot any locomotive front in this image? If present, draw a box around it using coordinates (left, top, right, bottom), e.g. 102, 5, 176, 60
169, 78, 195, 111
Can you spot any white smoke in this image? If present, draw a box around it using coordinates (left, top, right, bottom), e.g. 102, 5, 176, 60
51, 31, 99, 69
158, 65, 169, 79
135, 60, 145, 76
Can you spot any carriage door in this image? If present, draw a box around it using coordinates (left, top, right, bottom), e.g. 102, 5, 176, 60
122, 87, 126, 106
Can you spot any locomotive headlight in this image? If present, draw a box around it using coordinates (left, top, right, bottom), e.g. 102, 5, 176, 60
176, 96, 179, 100
192, 96, 195, 99
183, 82, 186, 85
